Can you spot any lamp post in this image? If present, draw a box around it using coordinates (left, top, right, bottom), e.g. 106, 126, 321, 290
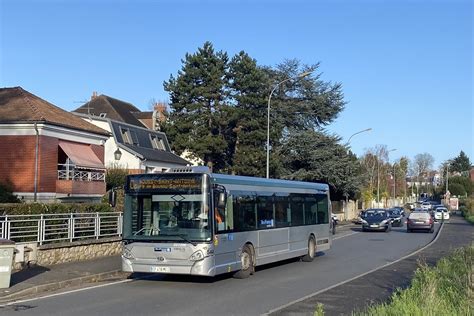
446, 163, 449, 195
266, 71, 313, 178
377, 148, 396, 206
345, 128, 372, 146
393, 162, 396, 200
344, 128, 372, 215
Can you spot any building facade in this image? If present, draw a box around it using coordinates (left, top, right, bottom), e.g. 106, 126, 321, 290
0, 87, 110, 202
73, 94, 189, 172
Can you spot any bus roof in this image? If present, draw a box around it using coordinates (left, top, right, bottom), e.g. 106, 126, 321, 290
144, 166, 329, 192
210, 173, 329, 192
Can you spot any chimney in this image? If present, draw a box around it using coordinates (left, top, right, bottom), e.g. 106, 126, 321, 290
91, 91, 98, 100
152, 101, 168, 131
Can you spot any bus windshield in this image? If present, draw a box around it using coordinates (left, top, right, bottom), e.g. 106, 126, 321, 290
123, 174, 211, 242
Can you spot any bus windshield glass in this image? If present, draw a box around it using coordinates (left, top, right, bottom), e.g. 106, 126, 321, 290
123, 174, 211, 242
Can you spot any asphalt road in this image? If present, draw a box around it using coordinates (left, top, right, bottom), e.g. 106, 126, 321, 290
273, 215, 473, 315
0, 222, 442, 316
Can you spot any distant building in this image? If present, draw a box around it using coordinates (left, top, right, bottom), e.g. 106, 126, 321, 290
73, 94, 189, 172
0, 87, 110, 202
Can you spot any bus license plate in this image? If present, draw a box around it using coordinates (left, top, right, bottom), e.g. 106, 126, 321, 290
150, 266, 170, 273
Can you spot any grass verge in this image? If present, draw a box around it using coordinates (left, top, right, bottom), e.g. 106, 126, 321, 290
352, 245, 473, 316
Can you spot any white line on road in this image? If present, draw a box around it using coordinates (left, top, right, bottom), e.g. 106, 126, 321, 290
0, 279, 134, 307
332, 231, 359, 240
262, 222, 445, 315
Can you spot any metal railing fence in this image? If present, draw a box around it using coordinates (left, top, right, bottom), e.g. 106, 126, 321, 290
57, 169, 105, 182
0, 212, 122, 245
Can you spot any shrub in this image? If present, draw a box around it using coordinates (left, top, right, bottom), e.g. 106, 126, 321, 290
106, 163, 129, 191
0, 203, 115, 215
0, 182, 20, 203
449, 183, 466, 197
449, 176, 473, 196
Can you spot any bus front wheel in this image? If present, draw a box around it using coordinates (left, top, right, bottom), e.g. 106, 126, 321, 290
302, 236, 316, 262
233, 244, 254, 279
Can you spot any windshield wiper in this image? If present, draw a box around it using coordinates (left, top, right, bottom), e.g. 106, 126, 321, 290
160, 233, 197, 246
133, 227, 147, 236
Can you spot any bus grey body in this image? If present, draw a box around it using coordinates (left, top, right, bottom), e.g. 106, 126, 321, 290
122, 166, 331, 277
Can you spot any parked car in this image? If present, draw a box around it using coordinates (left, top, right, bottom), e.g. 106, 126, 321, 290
434, 207, 450, 221
407, 211, 434, 233
391, 206, 405, 217
361, 209, 392, 232
420, 202, 431, 211
405, 203, 415, 211
387, 208, 404, 227
353, 210, 367, 224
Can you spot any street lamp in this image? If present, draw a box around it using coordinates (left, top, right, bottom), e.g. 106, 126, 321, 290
345, 128, 372, 146
114, 148, 122, 161
343, 127, 372, 215
266, 71, 313, 178
377, 148, 396, 206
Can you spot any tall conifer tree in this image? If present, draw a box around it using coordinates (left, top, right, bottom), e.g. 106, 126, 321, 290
163, 42, 229, 171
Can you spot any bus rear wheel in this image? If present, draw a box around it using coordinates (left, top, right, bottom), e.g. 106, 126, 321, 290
302, 236, 316, 262
233, 244, 254, 279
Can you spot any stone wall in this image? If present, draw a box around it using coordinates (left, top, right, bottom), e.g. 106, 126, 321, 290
14, 237, 122, 269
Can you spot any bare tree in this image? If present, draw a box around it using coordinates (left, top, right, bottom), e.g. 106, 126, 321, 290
413, 152, 434, 190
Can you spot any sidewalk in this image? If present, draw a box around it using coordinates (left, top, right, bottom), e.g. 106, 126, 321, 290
0, 255, 126, 304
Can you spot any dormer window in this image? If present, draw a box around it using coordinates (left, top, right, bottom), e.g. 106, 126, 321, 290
120, 128, 132, 144
130, 130, 139, 146
150, 135, 164, 150
99, 113, 107, 118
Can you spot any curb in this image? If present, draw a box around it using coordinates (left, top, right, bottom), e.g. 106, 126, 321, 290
0, 270, 129, 304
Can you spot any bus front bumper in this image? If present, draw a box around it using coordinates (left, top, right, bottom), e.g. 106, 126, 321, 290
122, 256, 216, 276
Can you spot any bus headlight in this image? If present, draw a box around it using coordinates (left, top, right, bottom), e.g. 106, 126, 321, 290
190, 250, 205, 261
122, 248, 134, 259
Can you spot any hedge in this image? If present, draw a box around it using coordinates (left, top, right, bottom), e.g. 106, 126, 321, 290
0, 203, 116, 215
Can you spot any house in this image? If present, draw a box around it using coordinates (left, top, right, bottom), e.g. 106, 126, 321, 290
0, 87, 110, 202
73, 94, 189, 172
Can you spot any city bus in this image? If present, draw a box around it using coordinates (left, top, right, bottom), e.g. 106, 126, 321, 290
121, 166, 332, 278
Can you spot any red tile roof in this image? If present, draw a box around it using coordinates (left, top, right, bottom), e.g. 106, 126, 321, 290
0, 87, 109, 136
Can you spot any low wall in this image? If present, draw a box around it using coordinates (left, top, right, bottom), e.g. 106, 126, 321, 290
14, 237, 122, 269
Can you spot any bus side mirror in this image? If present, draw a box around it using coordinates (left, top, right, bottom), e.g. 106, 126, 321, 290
109, 189, 117, 207
218, 192, 226, 208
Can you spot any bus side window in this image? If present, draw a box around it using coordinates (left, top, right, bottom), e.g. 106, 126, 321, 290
290, 195, 304, 226
304, 196, 317, 225
317, 194, 329, 224
275, 195, 289, 227
233, 192, 256, 232
257, 195, 274, 228
225, 194, 234, 231
214, 191, 234, 233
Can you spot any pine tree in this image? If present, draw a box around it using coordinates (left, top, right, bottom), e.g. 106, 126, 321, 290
227, 51, 269, 176
450, 151, 471, 173
163, 42, 229, 171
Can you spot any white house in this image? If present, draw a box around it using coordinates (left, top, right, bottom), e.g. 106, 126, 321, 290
73, 94, 189, 172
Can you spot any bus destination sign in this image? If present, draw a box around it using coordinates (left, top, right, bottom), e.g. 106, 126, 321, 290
129, 177, 200, 190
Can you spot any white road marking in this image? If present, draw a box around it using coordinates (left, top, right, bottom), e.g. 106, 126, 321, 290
263, 222, 445, 315
332, 231, 359, 240
0, 279, 134, 307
